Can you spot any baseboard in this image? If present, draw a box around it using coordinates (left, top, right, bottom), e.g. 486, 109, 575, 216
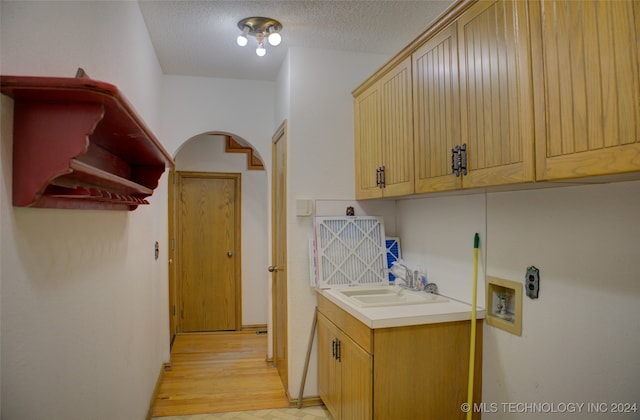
242, 324, 268, 332
287, 394, 324, 408
146, 362, 172, 420
285, 388, 323, 408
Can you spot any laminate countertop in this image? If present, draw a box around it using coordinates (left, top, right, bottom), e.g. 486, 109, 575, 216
317, 286, 485, 329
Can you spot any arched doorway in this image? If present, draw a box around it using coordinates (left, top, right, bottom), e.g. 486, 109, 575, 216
168, 132, 269, 340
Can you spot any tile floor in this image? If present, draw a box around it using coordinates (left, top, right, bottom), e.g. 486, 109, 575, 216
152, 405, 332, 419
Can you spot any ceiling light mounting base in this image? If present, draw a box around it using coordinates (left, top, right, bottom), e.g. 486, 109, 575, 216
237, 17, 282, 37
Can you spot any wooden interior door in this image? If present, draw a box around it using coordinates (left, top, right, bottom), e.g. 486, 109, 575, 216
271, 121, 288, 390
177, 171, 241, 332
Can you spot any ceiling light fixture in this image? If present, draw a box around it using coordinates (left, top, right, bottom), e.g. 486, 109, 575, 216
236, 17, 283, 57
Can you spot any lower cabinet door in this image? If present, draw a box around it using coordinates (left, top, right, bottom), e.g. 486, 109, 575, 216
318, 312, 373, 420
317, 313, 341, 419
340, 332, 373, 420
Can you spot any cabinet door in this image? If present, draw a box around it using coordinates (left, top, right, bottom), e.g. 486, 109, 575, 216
531, 0, 640, 180
413, 23, 463, 193
317, 313, 342, 419
458, 0, 535, 188
354, 82, 383, 199
379, 57, 415, 197
340, 332, 373, 420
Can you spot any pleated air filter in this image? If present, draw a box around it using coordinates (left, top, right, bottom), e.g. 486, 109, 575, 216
385, 237, 402, 282
314, 216, 387, 288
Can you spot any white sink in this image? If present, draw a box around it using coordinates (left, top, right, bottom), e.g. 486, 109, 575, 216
335, 286, 448, 307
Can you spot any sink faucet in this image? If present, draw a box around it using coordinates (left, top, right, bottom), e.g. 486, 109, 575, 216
392, 263, 417, 290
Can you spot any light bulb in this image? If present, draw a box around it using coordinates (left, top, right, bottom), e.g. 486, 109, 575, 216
236, 26, 249, 47
256, 43, 266, 56
268, 32, 281, 46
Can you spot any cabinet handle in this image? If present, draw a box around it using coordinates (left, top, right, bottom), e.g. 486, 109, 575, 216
460, 143, 468, 176
375, 167, 381, 187
451, 145, 460, 177
380, 165, 386, 188
332, 339, 336, 359
336, 339, 341, 362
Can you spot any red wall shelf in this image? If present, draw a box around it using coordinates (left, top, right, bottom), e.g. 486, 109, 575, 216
1, 75, 175, 210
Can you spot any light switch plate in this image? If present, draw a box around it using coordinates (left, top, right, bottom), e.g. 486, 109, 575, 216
296, 199, 314, 216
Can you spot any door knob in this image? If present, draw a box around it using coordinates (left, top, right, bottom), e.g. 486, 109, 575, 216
227, 251, 233, 257
267, 265, 279, 272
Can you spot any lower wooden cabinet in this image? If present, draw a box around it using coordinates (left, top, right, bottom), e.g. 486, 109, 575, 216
317, 294, 483, 420
318, 312, 372, 420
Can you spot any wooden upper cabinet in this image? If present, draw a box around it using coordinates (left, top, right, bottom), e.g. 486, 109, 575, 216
379, 57, 414, 197
413, 23, 462, 193
356, 0, 640, 199
354, 83, 382, 199
413, 0, 535, 194
457, 0, 535, 188
531, 0, 640, 181
354, 57, 414, 199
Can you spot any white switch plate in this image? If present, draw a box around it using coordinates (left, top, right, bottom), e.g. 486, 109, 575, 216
296, 199, 314, 216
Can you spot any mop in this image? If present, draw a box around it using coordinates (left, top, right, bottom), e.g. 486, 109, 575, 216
466, 233, 479, 420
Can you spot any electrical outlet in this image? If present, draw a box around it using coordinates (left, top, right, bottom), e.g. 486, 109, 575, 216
526, 266, 540, 299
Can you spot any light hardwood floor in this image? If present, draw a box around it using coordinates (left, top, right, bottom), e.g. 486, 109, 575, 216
150, 332, 290, 418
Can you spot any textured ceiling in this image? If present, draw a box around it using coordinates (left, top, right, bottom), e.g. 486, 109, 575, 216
138, 0, 456, 81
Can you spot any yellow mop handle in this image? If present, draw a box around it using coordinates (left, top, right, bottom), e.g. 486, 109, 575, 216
466, 233, 479, 420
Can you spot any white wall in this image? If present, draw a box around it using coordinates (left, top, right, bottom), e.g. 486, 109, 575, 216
396, 193, 487, 305
161, 75, 275, 159
395, 181, 640, 419
482, 181, 640, 419
175, 134, 269, 326
0, 2, 168, 419
275, 52, 291, 128
283, 46, 391, 398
